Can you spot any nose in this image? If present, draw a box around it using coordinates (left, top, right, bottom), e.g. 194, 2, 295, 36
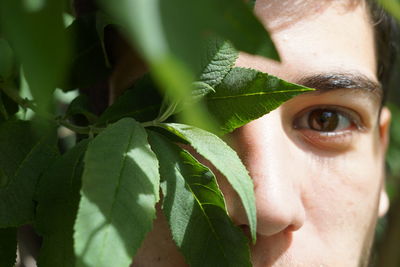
231, 112, 306, 237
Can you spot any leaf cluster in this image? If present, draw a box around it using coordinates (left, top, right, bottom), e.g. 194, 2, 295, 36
0, 1, 314, 266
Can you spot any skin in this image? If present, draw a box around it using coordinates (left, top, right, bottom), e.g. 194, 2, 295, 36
131, 0, 391, 266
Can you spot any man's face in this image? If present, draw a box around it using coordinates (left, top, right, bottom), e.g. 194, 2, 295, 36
224, 0, 391, 266
133, 1, 391, 266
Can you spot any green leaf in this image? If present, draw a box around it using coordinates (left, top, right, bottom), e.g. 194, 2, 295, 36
96, 75, 163, 125
96, 0, 278, 129
192, 82, 216, 101
95, 11, 114, 68
60, 14, 111, 91
0, 92, 18, 122
197, 38, 238, 87
65, 94, 98, 124
207, 67, 314, 134
0, 120, 58, 227
157, 0, 279, 71
35, 140, 89, 267
0, 228, 17, 267
200, 0, 279, 60
74, 118, 160, 267
0, 38, 16, 85
0, 0, 69, 110
154, 37, 236, 124
379, 0, 400, 21
148, 131, 251, 267
159, 123, 257, 242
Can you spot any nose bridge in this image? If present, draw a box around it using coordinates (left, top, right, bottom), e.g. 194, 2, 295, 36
234, 113, 306, 236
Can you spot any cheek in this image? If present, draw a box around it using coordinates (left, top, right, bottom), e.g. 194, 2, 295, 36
302, 136, 383, 242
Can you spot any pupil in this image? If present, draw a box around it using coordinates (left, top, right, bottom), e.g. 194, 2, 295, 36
308, 109, 339, 131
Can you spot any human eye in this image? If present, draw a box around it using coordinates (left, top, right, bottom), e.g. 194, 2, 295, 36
292, 106, 364, 150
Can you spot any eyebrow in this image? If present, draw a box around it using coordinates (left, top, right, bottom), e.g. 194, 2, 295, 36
295, 72, 383, 102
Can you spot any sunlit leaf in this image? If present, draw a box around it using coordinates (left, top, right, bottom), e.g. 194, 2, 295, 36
35, 140, 89, 267
74, 118, 160, 267
207, 67, 314, 134
148, 131, 251, 267
159, 123, 257, 242
197, 38, 238, 87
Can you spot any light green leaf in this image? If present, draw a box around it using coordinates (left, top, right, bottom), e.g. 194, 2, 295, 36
207, 67, 314, 134
74, 118, 160, 267
159, 123, 257, 242
200, 0, 278, 60
0, 120, 58, 227
0, 228, 17, 267
379, 0, 400, 21
148, 131, 251, 267
0, 0, 69, 111
197, 38, 238, 87
158, 0, 279, 70
192, 82, 216, 101
35, 140, 89, 267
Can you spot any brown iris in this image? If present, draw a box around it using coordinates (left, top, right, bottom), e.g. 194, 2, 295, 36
308, 109, 339, 132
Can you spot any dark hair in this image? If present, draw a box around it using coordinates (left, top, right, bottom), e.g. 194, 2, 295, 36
367, 0, 399, 103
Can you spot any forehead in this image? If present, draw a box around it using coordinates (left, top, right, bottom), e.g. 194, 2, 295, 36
237, 0, 377, 84
254, 0, 364, 31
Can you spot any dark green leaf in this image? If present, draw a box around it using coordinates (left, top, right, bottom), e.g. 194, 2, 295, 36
0, 38, 16, 85
96, 75, 162, 125
35, 140, 89, 267
0, 0, 69, 110
207, 67, 314, 134
95, 11, 114, 68
65, 94, 98, 123
0, 120, 58, 227
159, 123, 257, 241
60, 14, 111, 91
0, 92, 18, 122
148, 131, 251, 267
0, 228, 17, 267
74, 118, 160, 267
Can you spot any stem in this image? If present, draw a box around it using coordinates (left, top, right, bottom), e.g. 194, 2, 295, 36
0, 84, 105, 135
1, 84, 37, 112
57, 119, 103, 135
141, 120, 160, 128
